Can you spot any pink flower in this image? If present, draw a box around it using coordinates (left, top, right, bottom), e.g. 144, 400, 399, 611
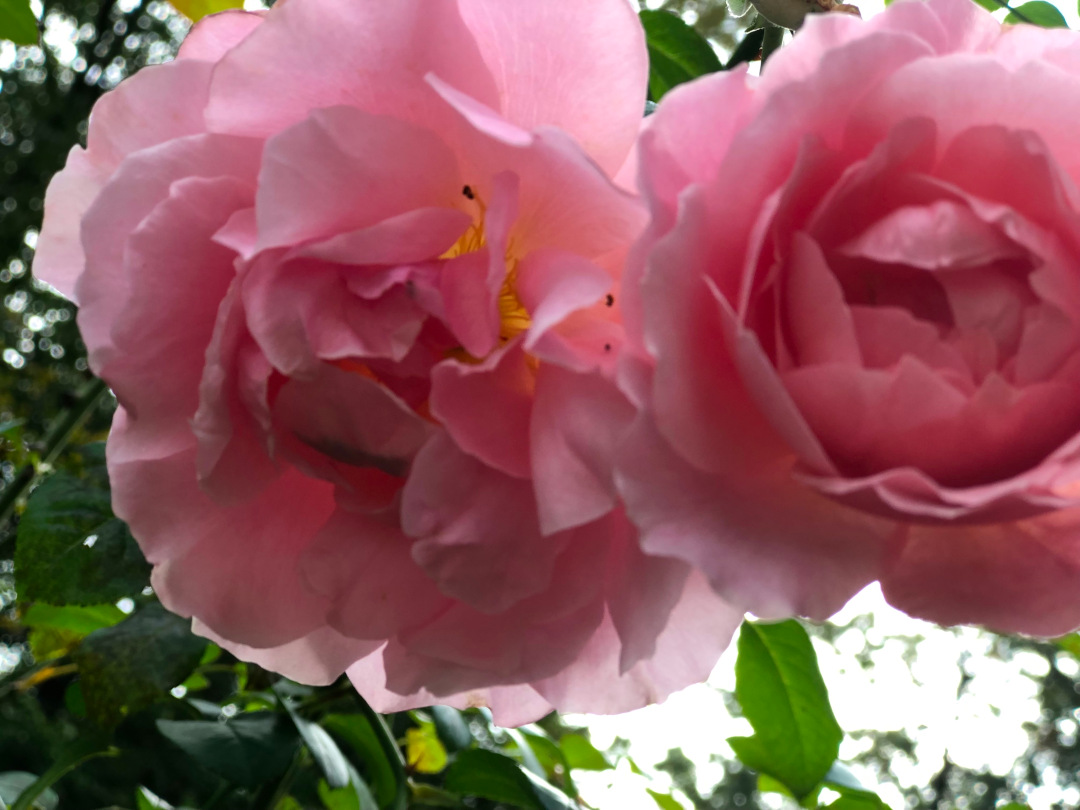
620, 0, 1080, 636
35, 0, 740, 723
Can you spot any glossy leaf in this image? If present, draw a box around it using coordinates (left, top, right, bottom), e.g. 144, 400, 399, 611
429, 705, 472, 752
322, 714, 403, 810
156, 712, 298, 787
647, 789, 684, 810
0, 0, 36, 45
74, 603, 206, 725
10, 740, 115, 810
0, 774, 55, 810
639, 10, 722, 100
728, 620, 842, 799
15, 473, 150, 605
318, 778, 377, 810
1006, 0, 1068, 25
445, 750, 576, 810
560, 734, 611, 771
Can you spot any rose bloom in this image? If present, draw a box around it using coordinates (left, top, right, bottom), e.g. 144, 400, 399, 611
35, 0, 740, 723
620, 0, 1080, 636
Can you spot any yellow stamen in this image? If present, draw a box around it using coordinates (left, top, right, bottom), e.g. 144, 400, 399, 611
442, 187, 532, 349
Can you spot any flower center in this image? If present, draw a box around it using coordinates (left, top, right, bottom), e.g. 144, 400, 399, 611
442, 185, 531, 346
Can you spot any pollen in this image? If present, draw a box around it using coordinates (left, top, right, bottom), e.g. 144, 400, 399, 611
442, 186, 532, 347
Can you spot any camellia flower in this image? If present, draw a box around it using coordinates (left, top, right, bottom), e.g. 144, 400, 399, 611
34, 0, 740, 724
621, 0, 1080, 636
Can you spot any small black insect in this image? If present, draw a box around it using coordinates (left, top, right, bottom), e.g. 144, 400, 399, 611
604, 294, 615, 307
462, 185, 476, 200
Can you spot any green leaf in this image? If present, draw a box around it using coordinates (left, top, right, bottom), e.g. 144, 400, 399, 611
318, 778, 377, 810
167, 0, 243, 21
156, 712, 299, 788
321, 714, 403, 810
9, 739, 117, 810
135, 786, 174, 810
519, 732, 577, 798
429, 705, 472, 752
73, 602, 206, 725
726, 28, 765, 69
445, 750, 575, 810
646, 790, 684, 810
1006, 0, 1068, 25
727, 620, 842, 799
639, 10, 722, 101
0, 0, 37, 44
283, 700, 350, 788
319, 781, 360, 810
503, 728, 546, 778
559, 734, 611, 771
823, 762, 885, 806
24, 603, 126, 659
22, 602, 125, 634
15, 473, 150, 605
0, 774, 56, 810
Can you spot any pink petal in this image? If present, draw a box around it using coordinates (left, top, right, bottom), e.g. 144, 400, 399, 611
296, 207, 472, 267
849, 305, 972, 381
426, 74, 533, 148
273, 363, 434, 482
193, 619, 379, 686
837, 199, 1025, 270
643, 188, 793, 476
402, 432, 554, 612
882, 512, 1080, 636
77, 133, 260, 370
35, 59, 218, 300
602, 511, 692, 672
241, 254, 425, 376
517, 248, 613, 371
430, 343, 533, 480
616, 414, 888, 621
103, 176, 252, 462
783, 233, 861, 366
530, 365, 634, 535
177, 9, 263, 61
781, 357, 969, 479
534, 570, 739, 714
302, 507, 450, 639
255, 106, 462, 252
34, 148, 106, 301
347, 650, 556, 725
204, 0, 498, 138
439, 171, 518, 359
456, 0, 647, 176
111, 435, 336, 647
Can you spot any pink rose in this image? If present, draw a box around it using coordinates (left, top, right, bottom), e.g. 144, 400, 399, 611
35, 0, 740, 723
620, 0, 1080, 636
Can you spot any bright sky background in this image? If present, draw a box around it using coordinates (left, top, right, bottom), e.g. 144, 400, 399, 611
572, 585, 1067, 810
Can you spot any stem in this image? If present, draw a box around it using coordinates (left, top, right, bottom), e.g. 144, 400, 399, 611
760, 24, 786, 67
0, 377, 109, 546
